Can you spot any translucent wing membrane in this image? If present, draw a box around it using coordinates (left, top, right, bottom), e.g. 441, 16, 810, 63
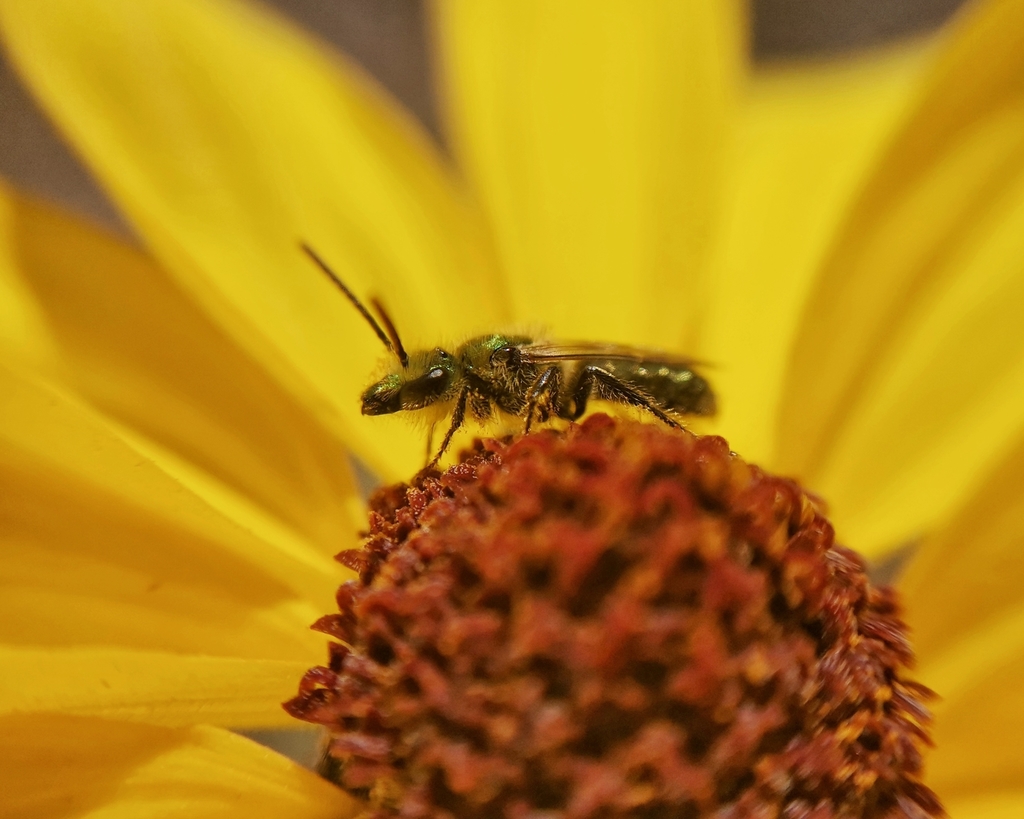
520, 341, 705, 367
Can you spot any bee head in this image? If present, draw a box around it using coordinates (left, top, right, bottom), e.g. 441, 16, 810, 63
361, 348, 458, 416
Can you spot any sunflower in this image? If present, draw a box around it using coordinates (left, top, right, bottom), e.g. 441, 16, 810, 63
0, 0, 1022, 816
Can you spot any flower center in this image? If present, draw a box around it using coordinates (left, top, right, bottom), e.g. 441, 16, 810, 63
286, 414, 942, 819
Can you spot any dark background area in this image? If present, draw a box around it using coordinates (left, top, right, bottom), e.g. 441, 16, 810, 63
0, 0, 967, 235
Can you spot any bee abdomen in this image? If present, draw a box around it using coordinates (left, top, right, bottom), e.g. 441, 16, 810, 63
607, 361, 716, 416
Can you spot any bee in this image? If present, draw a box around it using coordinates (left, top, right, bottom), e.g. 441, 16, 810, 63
303, 245, 715, 466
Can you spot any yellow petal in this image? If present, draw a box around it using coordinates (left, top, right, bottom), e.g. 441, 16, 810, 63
0, 714, 357, 818
900, 437, 1024, 797
0, 361, 334, 660
1, 181, 366, 559
901, 433, 1024, 685
815, 174, 1024, 548
923, 649, 1024, 800
944, 791, 1024, 819
773, 0, 1024, 553
813, 173, 1024, 555
901, 434, 1024, 798
700, 43, 934, 462
433, 0, 743, 348
0, 189, 61, 374
0, 0, 502, 478
0, 648, 310, 729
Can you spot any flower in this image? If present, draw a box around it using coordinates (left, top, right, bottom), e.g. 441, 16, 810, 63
288, 418, 942, 818
0, 0, 1022, 817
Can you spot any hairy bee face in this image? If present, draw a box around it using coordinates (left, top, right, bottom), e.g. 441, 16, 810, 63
361, 349, 458, 416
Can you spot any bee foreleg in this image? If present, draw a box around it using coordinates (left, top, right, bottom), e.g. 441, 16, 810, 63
569, 365, 681, 429
428, 387, 469, 469
524, 366, 561, 433
470, 393, 493, 420
425, 422, 437, 464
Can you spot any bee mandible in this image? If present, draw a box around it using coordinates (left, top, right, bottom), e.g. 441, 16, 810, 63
302, 245, 716, 467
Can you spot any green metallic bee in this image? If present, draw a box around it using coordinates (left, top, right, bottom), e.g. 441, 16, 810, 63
303, 245, 716, 466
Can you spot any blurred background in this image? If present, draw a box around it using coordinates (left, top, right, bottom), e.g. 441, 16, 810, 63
0, 0, 967, 238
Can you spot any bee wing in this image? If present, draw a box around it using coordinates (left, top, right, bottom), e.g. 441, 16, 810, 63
520, 341, 707, 368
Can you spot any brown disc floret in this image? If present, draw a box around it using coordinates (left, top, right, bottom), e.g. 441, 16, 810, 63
286, 415, 942, 819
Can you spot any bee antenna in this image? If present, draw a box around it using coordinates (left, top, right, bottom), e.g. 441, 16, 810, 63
370, 297, 409, 368
300, 243, 408, 367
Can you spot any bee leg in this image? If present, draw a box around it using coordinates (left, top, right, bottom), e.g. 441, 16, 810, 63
428, 388, 469, 469
470, 393, 493, 421
569, 365, 681, 429
524, 366, 561, 433
425, 422, 437, 465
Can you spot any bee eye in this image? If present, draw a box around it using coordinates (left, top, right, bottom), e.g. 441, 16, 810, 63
402, 366, 452, 407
